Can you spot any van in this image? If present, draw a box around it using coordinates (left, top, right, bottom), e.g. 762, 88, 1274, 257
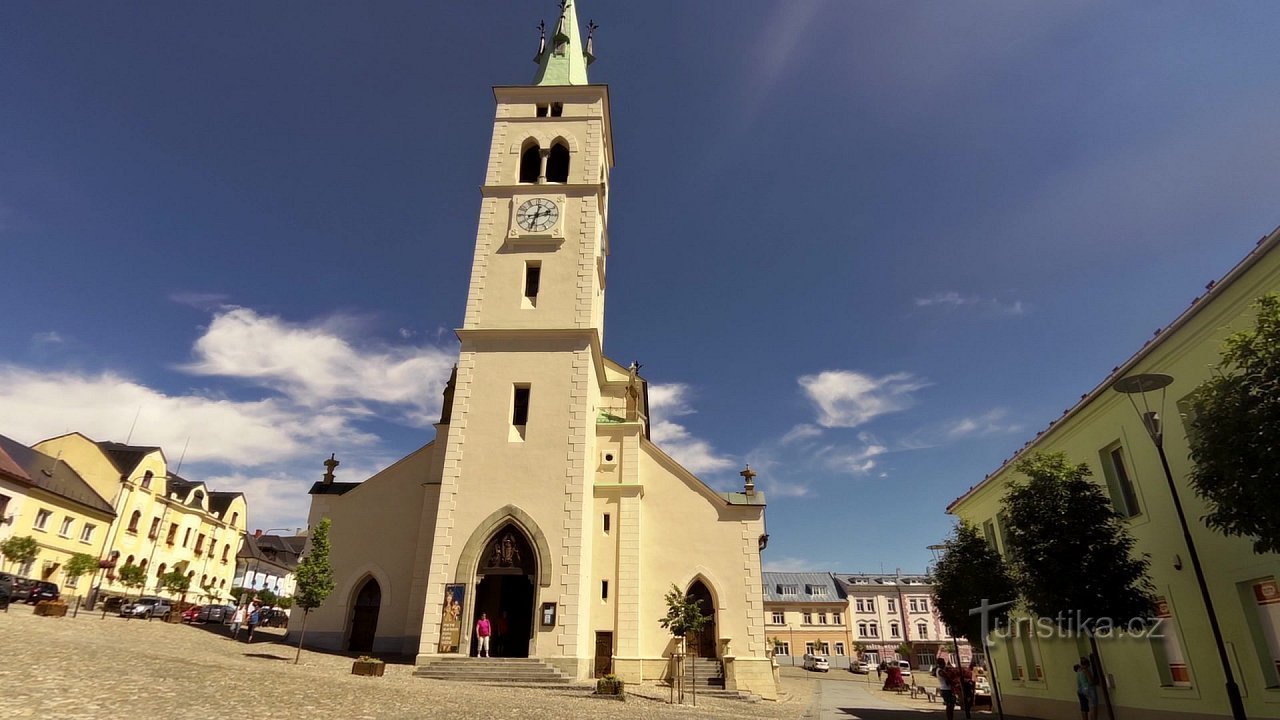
803, 654, 831, 672
897, 660, 913, 678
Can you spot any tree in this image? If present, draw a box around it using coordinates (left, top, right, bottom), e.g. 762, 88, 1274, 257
277, 596, 294, 609
932, 522, 1017, 646
158, 570, 192, 616
1003, 451, 1155, 719
116, 563, 147, 601
1003, 452, 1155, 630
658, 583, 709, 639
292, 518, 334, 664
1187, 292, 1280, 554
256, 588, 279, 607
63, 553, 98, 616
0, 535, 38, 573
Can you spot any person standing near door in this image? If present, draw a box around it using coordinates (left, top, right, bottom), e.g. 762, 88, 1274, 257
475, 612, 492, 658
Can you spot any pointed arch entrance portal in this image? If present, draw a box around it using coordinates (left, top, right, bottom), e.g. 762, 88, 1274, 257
687, 580, 717, 658
472, 524, 536, 658
348, 577, 381, 652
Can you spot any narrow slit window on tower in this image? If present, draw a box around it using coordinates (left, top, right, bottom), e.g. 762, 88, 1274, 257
550, 102, 563, 117
602, 513, 611, 534
536, 104, 549, 117
601, 580, 609, 601
512, 385, 531, 427
546, 140, 570, 183
519, 141, 541, 184
523, 262, 541, 307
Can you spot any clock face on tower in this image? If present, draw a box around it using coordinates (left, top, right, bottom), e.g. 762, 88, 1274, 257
515, 197, 559, 233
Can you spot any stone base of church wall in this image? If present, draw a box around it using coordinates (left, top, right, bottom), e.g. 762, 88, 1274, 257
723, 656, 778, 701
544, 656, 590, 681
611, 657, 643, 683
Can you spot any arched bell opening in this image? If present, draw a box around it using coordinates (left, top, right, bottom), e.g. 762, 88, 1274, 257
471, 523, 537, 658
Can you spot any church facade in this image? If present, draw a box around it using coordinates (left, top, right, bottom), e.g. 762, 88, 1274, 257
297, 2, 777, 699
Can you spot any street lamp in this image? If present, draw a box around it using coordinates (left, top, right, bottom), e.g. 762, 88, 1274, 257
1111, 372, 1247, 720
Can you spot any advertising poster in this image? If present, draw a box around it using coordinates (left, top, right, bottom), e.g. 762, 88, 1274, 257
438, 584, 466, 653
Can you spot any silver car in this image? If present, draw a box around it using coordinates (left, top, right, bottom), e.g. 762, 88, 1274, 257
120, 596, 173, 619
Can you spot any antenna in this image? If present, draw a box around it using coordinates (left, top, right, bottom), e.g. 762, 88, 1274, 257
125, 405, 142, 445
175, 436, 190, 475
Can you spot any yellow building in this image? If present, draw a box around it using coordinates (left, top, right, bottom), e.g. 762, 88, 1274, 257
294, 2, 776, 699
948, 227, 1280, 720
762, 573, 852, 667
0, 434, 114, 595
34, 433, 248, 604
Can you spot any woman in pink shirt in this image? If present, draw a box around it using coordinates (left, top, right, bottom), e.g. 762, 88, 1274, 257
475, 613, 492, 658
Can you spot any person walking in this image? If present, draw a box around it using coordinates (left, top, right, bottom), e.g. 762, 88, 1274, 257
475, 612, 492, 658
1077, 658, 1100, 720
876, 660, 885, 681
230, 604, 247, 640
960, 661, 977, 719
245, 602, 262, 643
936, 658, 963, 720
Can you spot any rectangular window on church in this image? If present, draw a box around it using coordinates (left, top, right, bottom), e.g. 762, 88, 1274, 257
602, 513, 610, 534
513, 385, 530, 426
601, 580, 609, 601
523, 262, 541, 307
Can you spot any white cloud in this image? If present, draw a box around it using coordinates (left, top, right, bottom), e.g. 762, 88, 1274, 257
820, 441, 889, 476
780, 424, 822, 445
915, 292, 1027, 316
181, 306, 456, 425
31, 331, 64, 345
648, 383, 735, 475
798, 370, 929, 428
943, 408, 1022, 440
0, 365, 378, 466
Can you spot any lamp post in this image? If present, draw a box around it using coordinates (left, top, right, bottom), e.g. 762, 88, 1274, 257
1111, 372, 1247, 720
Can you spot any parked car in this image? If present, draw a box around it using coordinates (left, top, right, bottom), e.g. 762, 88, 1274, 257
14, 579, 60, 604
261, 608, 289, 628
197, 604, 236, 624
803, 654, 830, 672
0, 573, 13, 610
120, 596, 173, 619
181, 605, 204, 623
897, 660, 913, 679
850, 660, 870, 674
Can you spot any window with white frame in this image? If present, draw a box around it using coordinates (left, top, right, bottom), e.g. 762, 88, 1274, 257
887, 598, 897, 613
833, 612, 842, 624
779, 584, 797, 596
890, 622, 900, 638
80, 524, 95, 542
777, 642, 790, 656
869, 622, 879, 638
771, 611, 785, 624
857, 621, 868, 638
815, 641, 828, 655
855, 598, 866, 612
917, 622, 928, 639
802, 612, 812, 624
59, 517, 74, 537
835, 642, 845, 656
34, 509, 52, 531
867, 598, 876, 612
805, 642, 815, 655
818, 612, 828, 625
808, 584, 828, 597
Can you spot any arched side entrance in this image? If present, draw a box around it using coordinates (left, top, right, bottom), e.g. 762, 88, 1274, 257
471, 524, 536, 658
347, 577, 381, 652
687, 580, 717, 658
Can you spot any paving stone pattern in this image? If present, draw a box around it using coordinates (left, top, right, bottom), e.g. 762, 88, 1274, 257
0, 605, 812, 719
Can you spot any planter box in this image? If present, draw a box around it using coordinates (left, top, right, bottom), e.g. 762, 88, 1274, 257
352, 661, 386, 677
34, 602, 68, 618
595, 678, 625, 698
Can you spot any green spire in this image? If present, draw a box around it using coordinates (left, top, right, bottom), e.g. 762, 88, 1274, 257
533, 0, 594, 86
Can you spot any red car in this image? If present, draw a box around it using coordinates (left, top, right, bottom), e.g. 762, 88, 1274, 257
181, 605, 203, 623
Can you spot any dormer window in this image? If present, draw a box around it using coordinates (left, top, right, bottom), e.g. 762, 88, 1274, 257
806, 584, 827, 597
778, 584, 797, 597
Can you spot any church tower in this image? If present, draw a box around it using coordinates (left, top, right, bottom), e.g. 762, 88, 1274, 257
414, 0, 613, 674
304, 2, 777, 698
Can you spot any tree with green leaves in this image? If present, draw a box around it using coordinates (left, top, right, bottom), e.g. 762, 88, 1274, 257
0, 535, 38, 574
932, 521, 1017, 645
256, 588, 279, 607
292, 518, 334, 664
659, 583, 709, 639
116, 563, 147, 596
1003, 451, 1155, 720
63, 553, 98, 616
1187, 292, 1280, 554
158, 570, 192, 618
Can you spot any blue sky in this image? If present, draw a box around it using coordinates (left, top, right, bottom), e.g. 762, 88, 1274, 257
3, 1, 1280, 573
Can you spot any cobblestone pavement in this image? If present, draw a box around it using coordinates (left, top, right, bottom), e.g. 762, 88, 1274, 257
0, 604, 812, 719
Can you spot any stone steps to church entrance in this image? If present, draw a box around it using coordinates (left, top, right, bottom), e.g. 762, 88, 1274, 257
413, 657, 572, 684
